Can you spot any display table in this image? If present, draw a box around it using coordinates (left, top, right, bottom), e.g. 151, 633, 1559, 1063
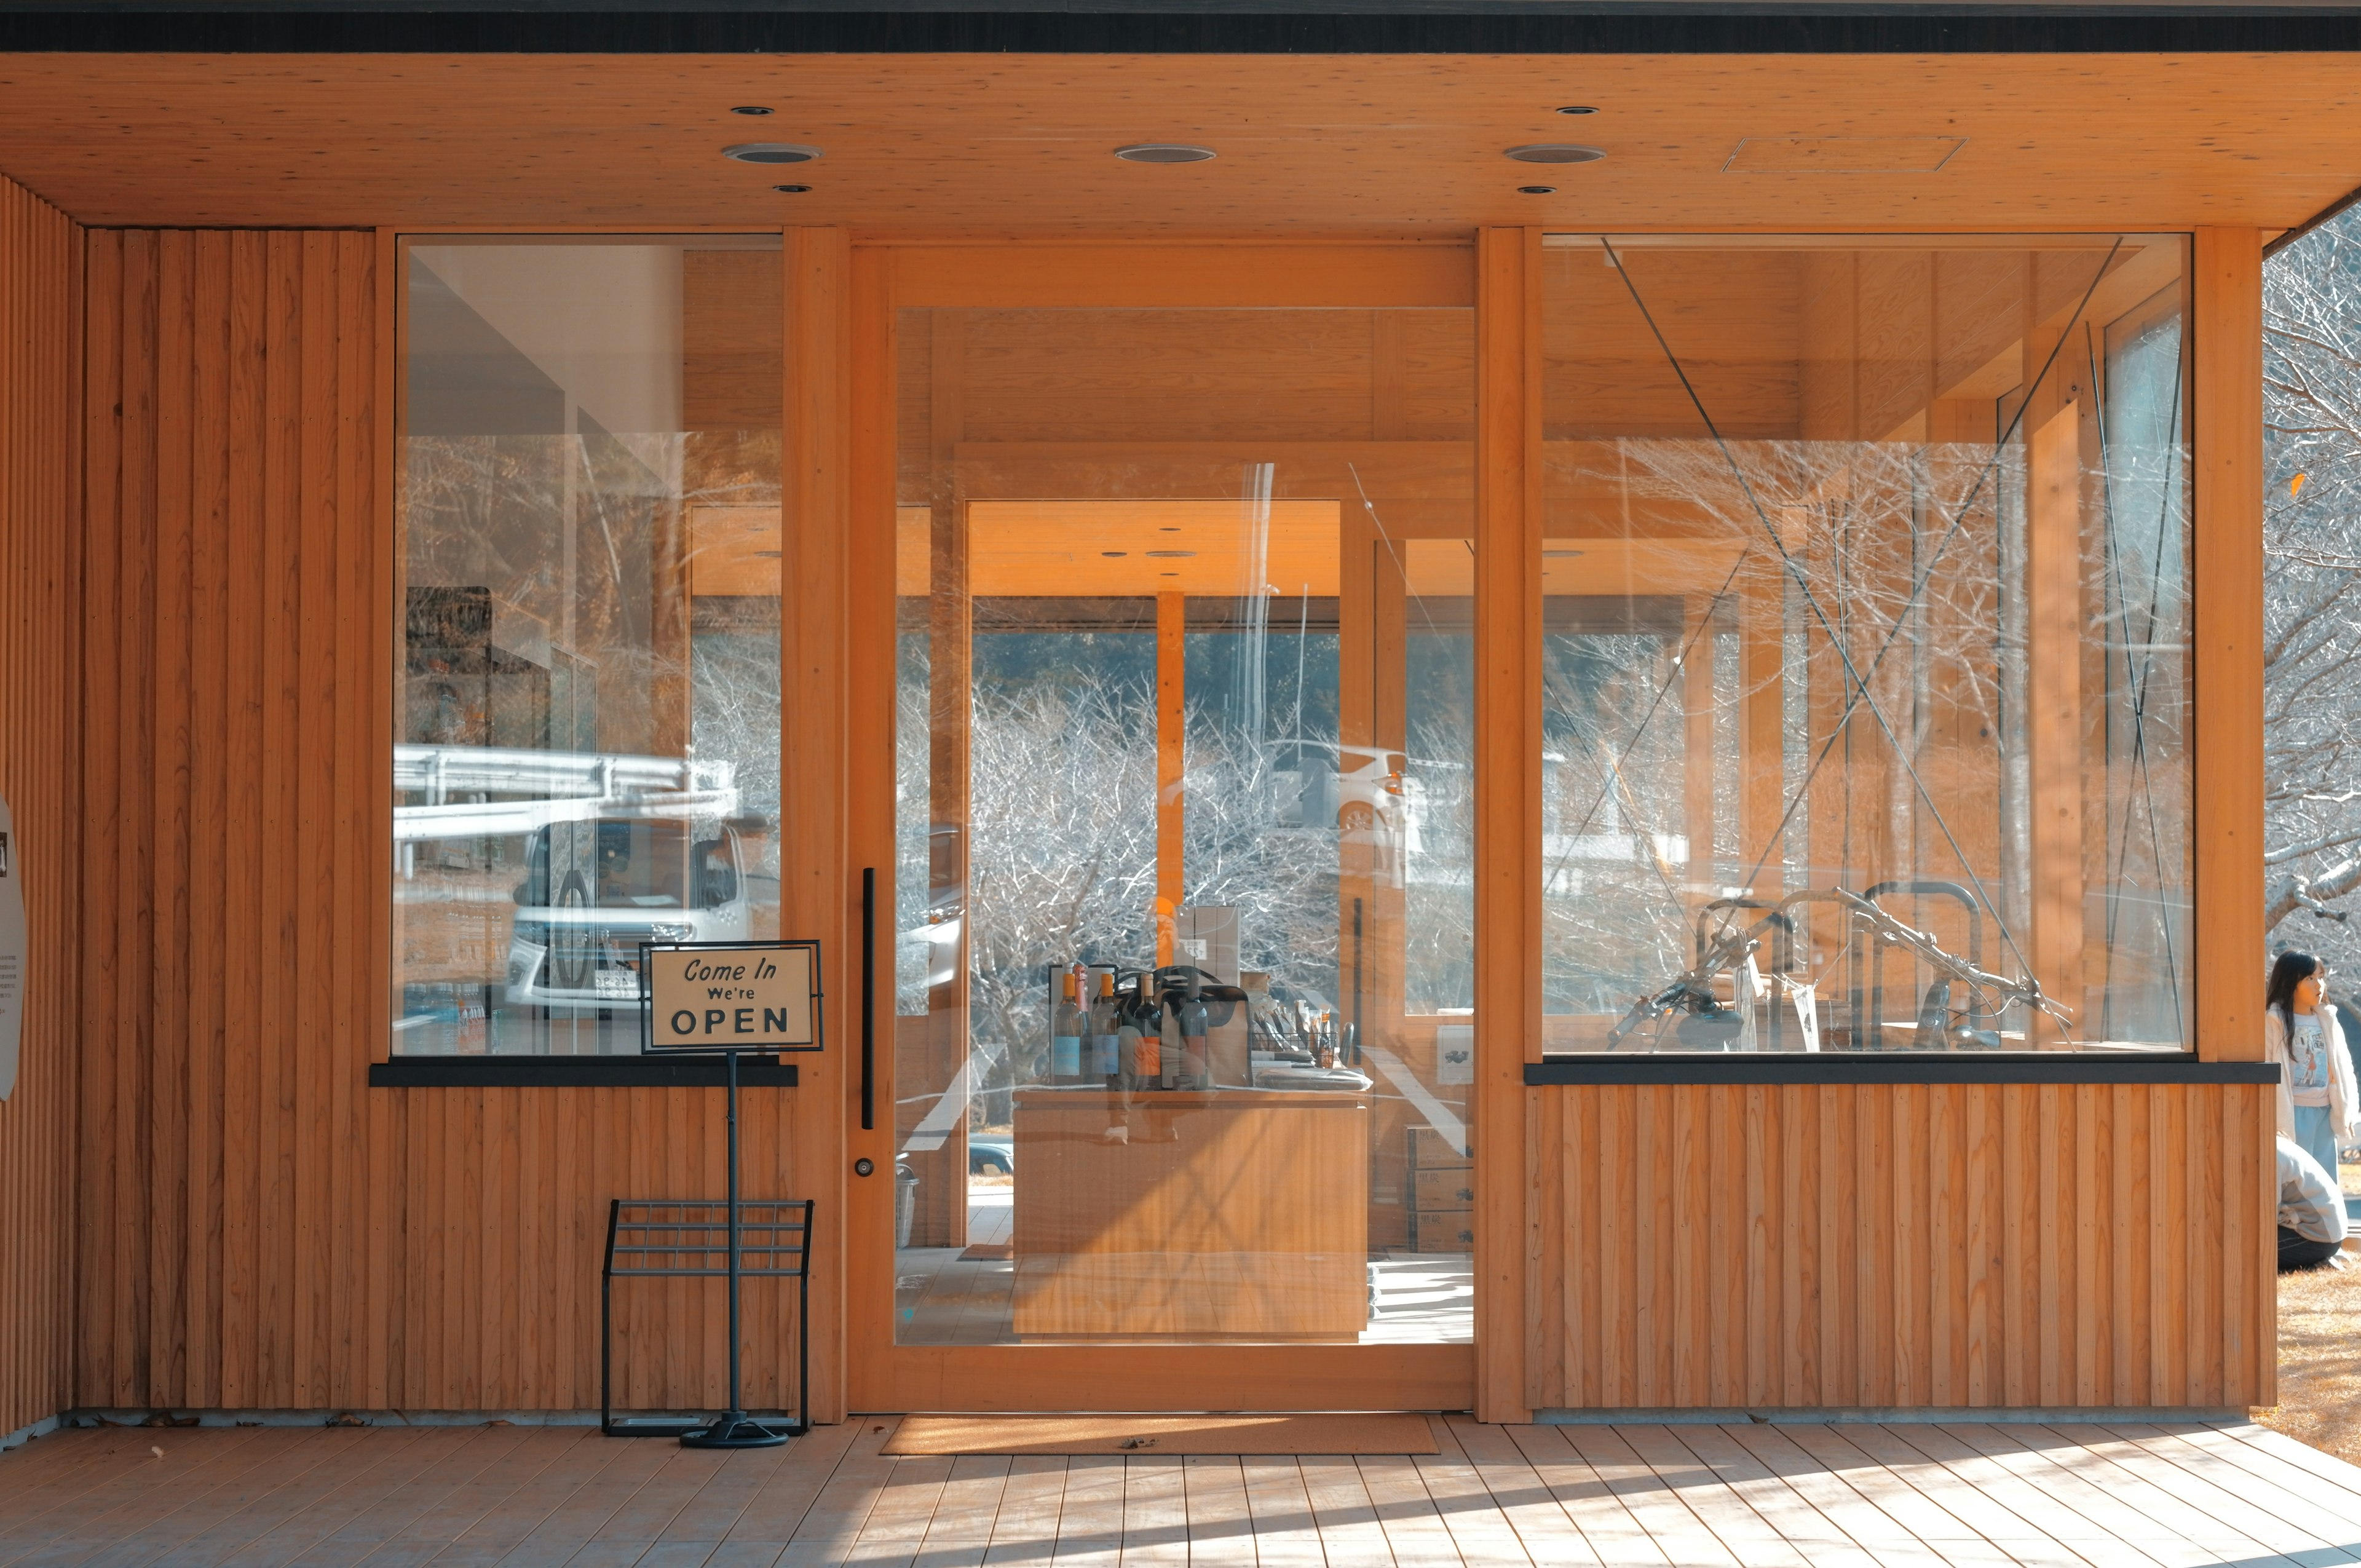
1009, 1087, 1370, 1340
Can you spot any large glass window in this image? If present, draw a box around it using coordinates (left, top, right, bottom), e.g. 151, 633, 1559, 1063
394, 235, 783, 1055
892, 304, 1478, 1345
1540, 235, 2190, 1053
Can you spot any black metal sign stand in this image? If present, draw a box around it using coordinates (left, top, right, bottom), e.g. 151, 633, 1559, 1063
681, 1048, 786, 1449
627, 937, 823, 1451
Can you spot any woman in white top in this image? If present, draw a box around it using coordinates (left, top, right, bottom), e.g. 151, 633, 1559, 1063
2264, 950, 2357, 1179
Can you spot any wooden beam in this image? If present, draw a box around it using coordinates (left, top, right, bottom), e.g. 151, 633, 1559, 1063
1475, 225, 1540, 1424
2191, 230, 2264, 1065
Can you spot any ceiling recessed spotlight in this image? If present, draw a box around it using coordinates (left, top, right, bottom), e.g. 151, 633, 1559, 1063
730, 105, 774, 116
1115, 143, 1216, 164
1555, 105, 1599, 116
1145, 550, 1197, 558
1519, 186, 1557, 195
724, 143, 822, 165
774, 184, 812, 193
1506, 144, 1606, 164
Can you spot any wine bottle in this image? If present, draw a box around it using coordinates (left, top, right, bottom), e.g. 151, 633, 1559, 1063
1051, 970, 1084, 1082
1089, 970, 1121, 1078
1180, 990, 1209, 1089
1158, 978, 1182, 1090
1133, 971, 1163, 1084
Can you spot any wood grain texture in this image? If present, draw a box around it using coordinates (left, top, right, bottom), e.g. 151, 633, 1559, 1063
0, 173, 80, 1439
1474, 226, 1541, 1425
1008, 1091, 1371, 1339
72, 228, 826, 1418
1527, 1081, 2275, 1411
2193, 229, 2266, 1066
0, 55, 2357, 234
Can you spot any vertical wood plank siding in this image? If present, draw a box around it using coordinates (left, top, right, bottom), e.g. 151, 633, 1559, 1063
1525, 1082, 2275, 1411
75, 229, 817, 1416
0, 175, 81, 1438
51, 225, 2272, 1419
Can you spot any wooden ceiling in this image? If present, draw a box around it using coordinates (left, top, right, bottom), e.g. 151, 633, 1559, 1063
0, 51, 2352, 233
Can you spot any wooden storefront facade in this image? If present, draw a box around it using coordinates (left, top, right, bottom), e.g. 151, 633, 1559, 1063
0, 23, 2336, 1439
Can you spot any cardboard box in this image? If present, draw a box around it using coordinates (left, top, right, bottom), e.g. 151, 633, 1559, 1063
1409, 1126, 1471, 1169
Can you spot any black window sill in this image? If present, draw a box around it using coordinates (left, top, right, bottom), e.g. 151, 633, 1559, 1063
370, 1056, 799, 1088
1526, 1053, 2277, 1087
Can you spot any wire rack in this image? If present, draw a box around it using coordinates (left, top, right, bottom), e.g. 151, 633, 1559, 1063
600, 1198, 813, 1436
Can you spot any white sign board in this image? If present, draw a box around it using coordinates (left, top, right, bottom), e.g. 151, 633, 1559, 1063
0, 795, 22, 1100
643, 940, 821, 1054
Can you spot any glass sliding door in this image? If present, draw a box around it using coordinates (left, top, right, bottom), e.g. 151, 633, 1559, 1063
889, 304, 1477, 1346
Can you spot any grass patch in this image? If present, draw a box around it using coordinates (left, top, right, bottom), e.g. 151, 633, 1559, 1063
2265, 1253, 2361, 1464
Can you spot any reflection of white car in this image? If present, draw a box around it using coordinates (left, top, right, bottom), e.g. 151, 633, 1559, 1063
505, 818, 749, 1007
1272, 742, 1423, 854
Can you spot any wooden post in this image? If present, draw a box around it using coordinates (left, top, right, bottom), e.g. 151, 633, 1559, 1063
781, 226, 852, 1422
2026, 397, 2086, 1045
1474, 226, 1540, 1423
1156, 589, 1186, 965
2191, 228, 2264, 1064
1683, 601, 1717, 887
917, 309, 970, 1248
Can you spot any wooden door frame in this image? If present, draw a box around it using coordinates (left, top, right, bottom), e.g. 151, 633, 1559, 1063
837, 236, 1508, 1414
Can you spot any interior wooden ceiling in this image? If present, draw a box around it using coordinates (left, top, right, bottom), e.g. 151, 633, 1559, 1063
0, 51, 2352, 233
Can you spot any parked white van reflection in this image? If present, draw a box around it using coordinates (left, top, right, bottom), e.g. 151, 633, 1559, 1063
505, 818, 751, 1007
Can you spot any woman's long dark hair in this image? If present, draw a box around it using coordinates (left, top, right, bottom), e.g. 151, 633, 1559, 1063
2269, 950, 2325, 1031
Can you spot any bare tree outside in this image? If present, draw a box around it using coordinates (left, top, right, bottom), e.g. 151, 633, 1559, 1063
2265, 209, 2361, 967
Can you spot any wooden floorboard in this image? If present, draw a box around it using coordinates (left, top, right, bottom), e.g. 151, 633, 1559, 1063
7, 1420, 2361, 1565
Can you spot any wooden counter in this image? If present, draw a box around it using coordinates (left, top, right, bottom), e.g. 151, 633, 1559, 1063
1010, 1088, 1370, 1340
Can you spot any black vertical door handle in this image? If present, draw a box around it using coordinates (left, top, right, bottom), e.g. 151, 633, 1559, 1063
860, 867, 877, 1130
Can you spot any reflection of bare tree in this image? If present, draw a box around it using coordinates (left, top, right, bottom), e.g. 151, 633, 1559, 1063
2264, 215, 2361, 962
1539, 434, 2189, 1032
901, 663, 1480, 1103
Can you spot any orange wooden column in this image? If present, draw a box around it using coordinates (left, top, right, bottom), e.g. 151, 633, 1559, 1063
2191, 229, 2264, 1066
782, 224, 853, 1422
1156, 589, 1185, 964
1474, 226, 1541, 1423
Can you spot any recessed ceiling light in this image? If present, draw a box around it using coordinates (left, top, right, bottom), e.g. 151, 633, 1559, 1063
724, 143, 822, 165
1507, 144, 1605, 164
774, 184, 812, 193
1519, 186, 1557, 195
730, 105, 774, 116
1555, 105, 1599, 116
1145, 550, 1197, 558
1115, 144, 1216, 164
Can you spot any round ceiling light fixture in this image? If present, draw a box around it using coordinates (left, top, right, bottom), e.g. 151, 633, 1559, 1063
1519, 186, 1558, 195
730, 105, 774, 116
724, 143, 822, 164
1115, 143, 1216, 164
1506, 143, 1606, 164
1554, 105, 1599, 115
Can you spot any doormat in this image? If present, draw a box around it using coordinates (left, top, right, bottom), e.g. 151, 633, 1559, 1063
882, 1412, 1438, 1456
956, 1243, 1013, 1261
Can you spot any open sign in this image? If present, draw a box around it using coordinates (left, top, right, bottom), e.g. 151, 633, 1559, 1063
641, 940, 823, 1053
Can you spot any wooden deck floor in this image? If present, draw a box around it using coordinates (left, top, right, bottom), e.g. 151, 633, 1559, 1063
4, 1414, 2361, 1567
